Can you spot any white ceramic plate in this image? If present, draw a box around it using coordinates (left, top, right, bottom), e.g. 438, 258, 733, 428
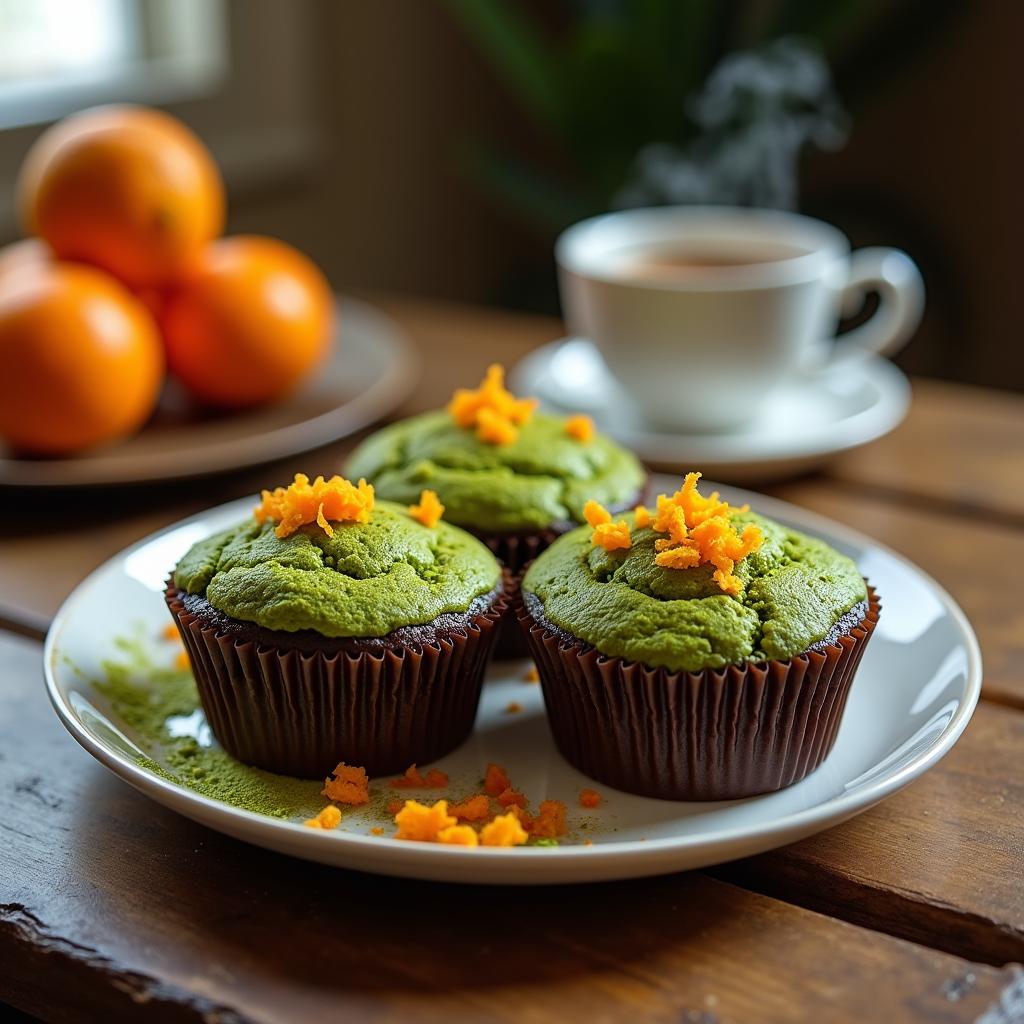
0, 297, 419, 487
511, 338, 911, 482
44, 476, 981, 885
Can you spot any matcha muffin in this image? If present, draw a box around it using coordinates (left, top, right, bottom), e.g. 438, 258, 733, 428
166, 473, 506, 778
520, 474, 879, 800
344, 364, 646, 573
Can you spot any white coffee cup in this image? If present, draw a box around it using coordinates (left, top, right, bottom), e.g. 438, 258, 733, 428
555, 206, 924, 432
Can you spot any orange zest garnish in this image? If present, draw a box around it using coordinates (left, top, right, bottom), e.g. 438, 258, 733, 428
161, 623, 180, 641
475, 406, 520, 445
438, 824, 480, 846
508, 804, 534, 831
389, 764, 449, 789
530, 800, 568, 839
497, 787, 527, 808
254, 473, 374, 539
174, 650, 190, 671
579, 788, 602, 809
379, 763, 573, 847
480, 811, 529, 847
484, 762, 511, 797
633, 505, 652, 528
565, 414, 595, 442
303, 805, 342, 830
583, 499, 631, 552
369, 826, 384, 836
408, 489, 444, 528
447, 364, 537, 445
648, 472, 763, 594
321, 763, 370, 806
393, 799, 456, 841
450, 794, 491, 821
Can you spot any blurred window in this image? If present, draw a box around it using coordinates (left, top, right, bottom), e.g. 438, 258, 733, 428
0, 0, 226, 129
0, 0, 320, 236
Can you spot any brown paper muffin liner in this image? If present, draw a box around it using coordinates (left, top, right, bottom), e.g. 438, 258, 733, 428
520, 587, 880, 801
473, 481, 651, 658
165, 582, 508, 779
472, 530, 560, 659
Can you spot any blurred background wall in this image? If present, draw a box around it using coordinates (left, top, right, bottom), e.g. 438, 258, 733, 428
1, 0, 1020, 391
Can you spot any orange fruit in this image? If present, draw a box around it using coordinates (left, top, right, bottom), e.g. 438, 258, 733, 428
0, 263, 164, 455
17, 105, 224, 288
0, 238, 52, 283
160, 236, 334, 407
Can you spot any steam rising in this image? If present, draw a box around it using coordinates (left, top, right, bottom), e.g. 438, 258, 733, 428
616, 38, 848, 210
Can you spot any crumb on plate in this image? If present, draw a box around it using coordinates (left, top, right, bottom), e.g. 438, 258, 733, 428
389, 763, 449, 789
304, 805, 342, 830
322, 762, 369, 805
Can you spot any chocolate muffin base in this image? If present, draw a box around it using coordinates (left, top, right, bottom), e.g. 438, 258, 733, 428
165, 581, 508, 779
520, 586, 880, 801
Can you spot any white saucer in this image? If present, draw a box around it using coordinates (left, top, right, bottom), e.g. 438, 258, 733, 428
0, 297, 419, 488
44, 475, 980, 885
510, 338, 911, 481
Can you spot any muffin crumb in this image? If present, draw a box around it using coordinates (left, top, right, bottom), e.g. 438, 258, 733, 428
579, 788, 602, 809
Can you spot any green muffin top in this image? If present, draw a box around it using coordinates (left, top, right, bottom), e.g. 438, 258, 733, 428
173, 474, 500, 637
522, 474, 867, 672
344, 365, 645, 532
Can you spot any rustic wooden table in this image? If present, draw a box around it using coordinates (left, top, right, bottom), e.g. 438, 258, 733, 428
2, 295, 1022, 1024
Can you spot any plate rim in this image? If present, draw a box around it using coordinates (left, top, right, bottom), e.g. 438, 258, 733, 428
511, 337, 911, 466
0, 296, 420, 488
43, 482, 982, 878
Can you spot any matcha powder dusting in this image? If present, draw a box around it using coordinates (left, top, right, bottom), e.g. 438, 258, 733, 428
94, 632, 324, 819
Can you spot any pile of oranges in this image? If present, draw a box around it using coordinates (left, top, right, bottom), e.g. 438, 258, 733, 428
0, 105, 334, 456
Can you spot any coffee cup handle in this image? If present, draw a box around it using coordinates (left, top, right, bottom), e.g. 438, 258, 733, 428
828, 247, 925, 364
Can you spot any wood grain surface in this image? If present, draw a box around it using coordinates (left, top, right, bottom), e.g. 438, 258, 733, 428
2, 633, 1020, 1024
720, 702, 1024, 966
830, 378, 1024, 524
2, 296, 1023, 1023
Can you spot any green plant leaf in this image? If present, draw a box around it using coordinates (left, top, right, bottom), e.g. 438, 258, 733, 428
458, 140, 594, 231
442, 0, 563, 133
